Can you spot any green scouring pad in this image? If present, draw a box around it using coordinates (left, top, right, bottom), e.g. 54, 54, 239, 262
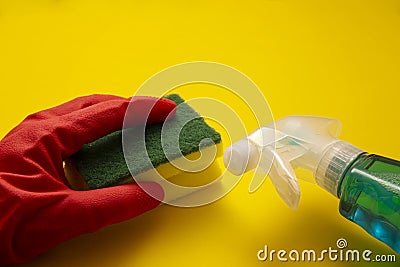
64, 94, 222, 190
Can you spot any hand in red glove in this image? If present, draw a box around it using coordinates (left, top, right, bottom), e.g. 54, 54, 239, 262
0, 94, 176, 266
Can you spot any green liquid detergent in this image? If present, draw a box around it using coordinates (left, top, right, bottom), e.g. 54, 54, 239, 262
338, 155, 400, 253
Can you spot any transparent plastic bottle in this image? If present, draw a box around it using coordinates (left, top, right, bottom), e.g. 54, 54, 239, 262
224, 116, 400, 253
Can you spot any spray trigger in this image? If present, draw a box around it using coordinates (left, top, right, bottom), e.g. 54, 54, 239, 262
224, 116, 343, 210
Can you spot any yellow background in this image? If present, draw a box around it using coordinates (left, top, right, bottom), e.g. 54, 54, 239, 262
1, 0, 399, 266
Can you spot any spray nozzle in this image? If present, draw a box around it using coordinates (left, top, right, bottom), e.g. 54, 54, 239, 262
224, 116, 362, 210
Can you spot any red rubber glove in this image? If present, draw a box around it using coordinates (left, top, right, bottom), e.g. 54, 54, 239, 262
0, 94, 176, 266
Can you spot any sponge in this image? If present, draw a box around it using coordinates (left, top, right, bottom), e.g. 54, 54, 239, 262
64, 94, 222, 190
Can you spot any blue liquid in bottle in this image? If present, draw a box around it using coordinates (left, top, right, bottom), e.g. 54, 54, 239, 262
338, 154, 400, 253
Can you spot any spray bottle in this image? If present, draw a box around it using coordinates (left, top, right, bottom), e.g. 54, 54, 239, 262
224, 116, 400, 253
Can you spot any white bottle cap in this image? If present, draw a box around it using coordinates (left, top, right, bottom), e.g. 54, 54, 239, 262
223, 138, 260, 175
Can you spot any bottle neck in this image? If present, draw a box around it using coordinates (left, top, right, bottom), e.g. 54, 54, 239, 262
315, 141, 364, 197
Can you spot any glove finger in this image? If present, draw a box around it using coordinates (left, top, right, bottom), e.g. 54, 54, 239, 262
67, 182, 164, 231
23, 94, 126, 121
54, 96, 176, 158
0, 94, 125, 143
